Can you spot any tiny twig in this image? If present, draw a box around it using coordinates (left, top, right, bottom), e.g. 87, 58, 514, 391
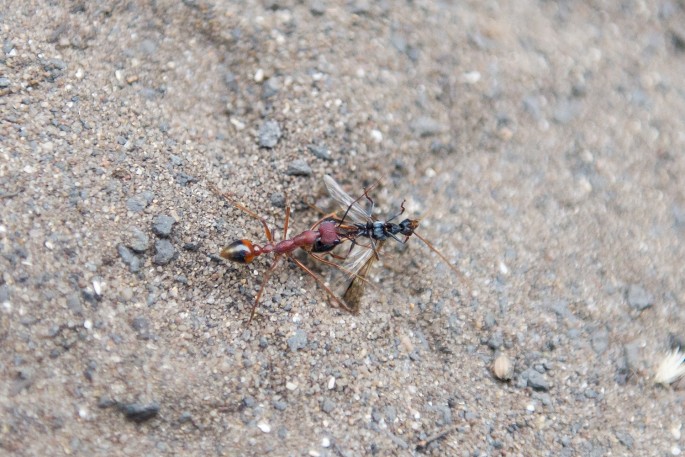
416, 425, 459, 451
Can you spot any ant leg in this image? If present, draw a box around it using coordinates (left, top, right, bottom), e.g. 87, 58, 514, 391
387, 200, 407, 223
337, 179, 382, 225
368, 237, 382, 260
388, 233, 405, 243
209, 183, 274, 242
249, 255, 282, 323
362, 187, 376, 217
309, 211, 340, 230
289, 256, 357, 313
283, 205, 291, 241
307, 253, 373, 287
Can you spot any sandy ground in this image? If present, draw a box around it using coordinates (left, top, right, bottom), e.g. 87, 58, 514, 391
2, 0, 685, 456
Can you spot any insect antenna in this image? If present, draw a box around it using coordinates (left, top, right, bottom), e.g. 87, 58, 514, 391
411, 231, 472, 300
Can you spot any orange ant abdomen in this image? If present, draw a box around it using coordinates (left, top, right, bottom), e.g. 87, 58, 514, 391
221, 239, 258, 264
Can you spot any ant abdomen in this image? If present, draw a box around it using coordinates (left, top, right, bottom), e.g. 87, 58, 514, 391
221, 240, 257, 264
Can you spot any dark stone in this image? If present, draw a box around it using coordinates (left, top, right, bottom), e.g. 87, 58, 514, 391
119, 402, 160, 423
270, 193, 286, 208
520, 368, 550, 391
153, 239, 177, 265
590, 328, 609, 354
127, 227, 149, 253
126, 191, 154, 212
176, 172, 196, 186
321, 398, 335, 413
307, 144, 332, 160
152, 215, 176, 237
285, 159, 312, 176
287, 330, 308, 351
117, 244, 142, 273
615, 430, 634, 449
258, 120, 282, 148
130, 316, 151, 340
626, 284, 653, 311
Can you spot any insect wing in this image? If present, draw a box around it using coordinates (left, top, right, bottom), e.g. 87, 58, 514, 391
339, 240, 384, 312
323, 175, 371, 224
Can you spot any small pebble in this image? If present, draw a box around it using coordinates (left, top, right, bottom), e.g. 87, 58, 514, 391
152, 215, 176, 238
410, 117, 445, 137
286, 159, 312, 176
127, 227, 149, 253
117, 244, 142, 273
126, 191, 154, 212
287, 330, 308, 351
307, 144, 332, 160
321, 398, 335, 414
119, 402, 160, 423
176, 172, 196, 186
370, 129, 383, 143
591, 328, 609, 354
153, 239, 177, 265
258, 120, 282, 148
310, 1, 326, 15
262, 77, 280, 98
614, 430, 634, 449
487, 331, 504, 350
257, 421, 271, 433
270, 193, 286, 208
519, 368, 550, 391
462, 71, 481, 84
626, 284, 653, 311
130, 316, 151, 340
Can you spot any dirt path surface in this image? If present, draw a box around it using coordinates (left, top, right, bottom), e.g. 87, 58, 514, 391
2, 1, 685, 456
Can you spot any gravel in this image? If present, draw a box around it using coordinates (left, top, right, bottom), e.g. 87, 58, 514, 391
118, 402, 160, 423
153, 239, 177, 265
3, 2, 683, 456
626, 284, 654, 311
151, 215, 176, 238
285, 159, 313, 176
258, 120, 282, 148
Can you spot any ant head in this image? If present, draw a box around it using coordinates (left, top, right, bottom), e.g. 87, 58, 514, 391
399, 219, 420, 235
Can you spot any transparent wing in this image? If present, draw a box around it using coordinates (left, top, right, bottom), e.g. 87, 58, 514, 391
323, 175, 371, 224
340, 240, 383, 312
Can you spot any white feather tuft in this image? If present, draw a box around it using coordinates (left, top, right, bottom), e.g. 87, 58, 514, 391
654, 349, 685, 386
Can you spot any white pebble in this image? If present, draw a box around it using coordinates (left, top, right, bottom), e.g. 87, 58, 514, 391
254, 68, 265, 82
327, 376, 336, 390
321, 437, 330, 448
498, 262, 509, 275
257, 421, 271, 433
370, 129, 383, 143
462, 71, 481, 84
286, 381, 298, 391
93, 279, 103, 296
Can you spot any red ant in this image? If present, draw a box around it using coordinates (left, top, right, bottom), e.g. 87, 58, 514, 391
209, 184, 362, 322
